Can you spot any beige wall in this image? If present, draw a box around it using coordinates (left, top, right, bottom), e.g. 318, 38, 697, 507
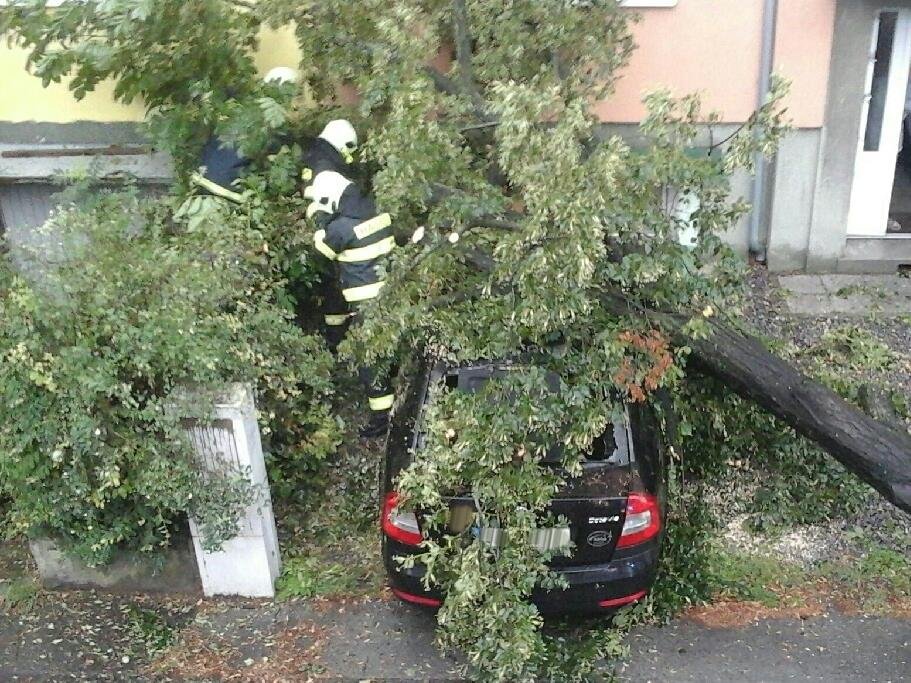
0, 26, 301, 124
0, 46, 146, 123
0, 4, 836, 127
595, 0, 837, 128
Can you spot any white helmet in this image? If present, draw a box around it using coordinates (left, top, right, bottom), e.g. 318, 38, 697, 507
319, 119, 358, 157
264, 66, 298, 85
303, 171, 352, 212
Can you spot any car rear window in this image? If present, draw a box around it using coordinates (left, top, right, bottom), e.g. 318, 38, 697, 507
421, 364, 631, 466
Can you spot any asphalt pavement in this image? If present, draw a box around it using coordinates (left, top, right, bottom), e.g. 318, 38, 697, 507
2, 593, 908, 681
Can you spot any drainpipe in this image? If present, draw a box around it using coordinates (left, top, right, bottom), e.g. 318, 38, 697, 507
749, 0, 779, 262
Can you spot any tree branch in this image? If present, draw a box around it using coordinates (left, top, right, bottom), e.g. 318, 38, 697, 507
468, 216, 521, 231
425, 184, 524, 228
460, 120, 500, 133
551, 50, 571, 84
424, 64, 493, 126
464, 248, 495, 272
452, 0, 484, 110
424, 66, 460, 97
597, 291, 911, 513
427, 286, 484, 311
221, 0, 257, 10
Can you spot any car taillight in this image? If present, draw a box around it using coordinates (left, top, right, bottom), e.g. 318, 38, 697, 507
382, 492, 423, 546
616, 492, 661, 548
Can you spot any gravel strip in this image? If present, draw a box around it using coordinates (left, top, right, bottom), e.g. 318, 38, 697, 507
713, 267, 911, 563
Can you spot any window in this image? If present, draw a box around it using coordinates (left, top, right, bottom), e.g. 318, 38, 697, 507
620, 1, 679, 6
864, 11, 899, 152
436, 364, 631, 466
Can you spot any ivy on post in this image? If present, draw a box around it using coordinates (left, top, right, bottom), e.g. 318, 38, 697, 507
182, 384, 281, 599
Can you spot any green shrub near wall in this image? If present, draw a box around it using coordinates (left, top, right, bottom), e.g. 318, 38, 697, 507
0, 184, 339, 566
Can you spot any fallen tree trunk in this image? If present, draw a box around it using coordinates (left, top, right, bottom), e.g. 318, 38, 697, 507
684, 318, 911, 514
597, 291, 911, 512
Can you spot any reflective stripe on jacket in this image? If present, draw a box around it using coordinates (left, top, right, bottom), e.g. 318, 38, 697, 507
317, 212, 395, 302
195, 136, 249, 201
190, 172, 245, 204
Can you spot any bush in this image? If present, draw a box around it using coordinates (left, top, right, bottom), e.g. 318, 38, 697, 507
0, 185, 338, 565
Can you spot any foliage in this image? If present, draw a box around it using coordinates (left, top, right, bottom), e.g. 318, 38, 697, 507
0, 575, 39, 613
800, 326, 901, 397
644, 470, 719, 617
275, 413, 387, 602
0, 184, 338, 565
706, 549, 802, 606
276, 555, 359, 600
819, 547, 911, 609
677, 544, 911, 615
278, 3, 785, 680
677, 323, 907, 533
262, 3, 782, 678
678, 375, 869, 530
3, 1, 796, 679
126, 605, 178, 658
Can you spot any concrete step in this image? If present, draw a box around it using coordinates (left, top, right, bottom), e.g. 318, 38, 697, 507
836, 236, 911, 273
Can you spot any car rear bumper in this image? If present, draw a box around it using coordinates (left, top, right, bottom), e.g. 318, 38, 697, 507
384, 538, 660, 615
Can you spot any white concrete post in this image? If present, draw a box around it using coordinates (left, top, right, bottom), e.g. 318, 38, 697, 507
665, 186, 701, 248
184, 384, 281, 598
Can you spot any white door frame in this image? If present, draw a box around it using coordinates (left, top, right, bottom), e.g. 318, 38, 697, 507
847, 9, 911, 237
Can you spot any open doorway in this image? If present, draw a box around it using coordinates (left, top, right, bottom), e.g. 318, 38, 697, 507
847, 10, 911, 237
890, 69, 911, 233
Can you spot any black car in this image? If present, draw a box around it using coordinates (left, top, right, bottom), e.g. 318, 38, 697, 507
381, 359, 668, 615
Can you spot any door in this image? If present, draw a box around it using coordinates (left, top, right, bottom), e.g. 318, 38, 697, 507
847, 10, 911, 237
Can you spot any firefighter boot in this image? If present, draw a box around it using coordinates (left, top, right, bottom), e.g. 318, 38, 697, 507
359, 410, 390, 439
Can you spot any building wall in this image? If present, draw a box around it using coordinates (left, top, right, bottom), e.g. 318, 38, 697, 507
0, 45, 143, 123
766, 130, 824, 270
595, 0, 836, 127
1, 2, 858, 271
0, 6, 836, 127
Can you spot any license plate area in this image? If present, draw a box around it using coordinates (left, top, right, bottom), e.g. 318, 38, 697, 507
471, 525, 573, 552
449, 503, 572, 552
447, 497, 626, 564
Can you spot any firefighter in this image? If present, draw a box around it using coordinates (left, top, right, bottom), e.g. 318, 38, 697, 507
176, 67, 298, 227
301, 120, 361, 342
306, 169, 396, 438
174, 128, 250, 229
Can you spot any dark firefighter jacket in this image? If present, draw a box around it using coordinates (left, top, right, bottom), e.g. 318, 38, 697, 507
337, 182, 382, 220
191, 136, 249, 203
313, 208, 394, 303
301, 137, 351, 187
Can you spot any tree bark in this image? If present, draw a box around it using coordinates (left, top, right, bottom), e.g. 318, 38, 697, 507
684, 318, 911, 514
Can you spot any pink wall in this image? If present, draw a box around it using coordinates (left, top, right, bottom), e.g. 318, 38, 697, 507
774, 0, 836, 128
595, 0, 836, 128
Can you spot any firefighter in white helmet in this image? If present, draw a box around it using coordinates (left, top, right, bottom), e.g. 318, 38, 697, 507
264, 66, 298, 85
301, 120, 362, 351
301, 119, 359, 185
306, 164, 397, 439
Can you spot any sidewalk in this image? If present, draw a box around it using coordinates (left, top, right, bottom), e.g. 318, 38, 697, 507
1, 589, 908, 681
778, 273, 911, 316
